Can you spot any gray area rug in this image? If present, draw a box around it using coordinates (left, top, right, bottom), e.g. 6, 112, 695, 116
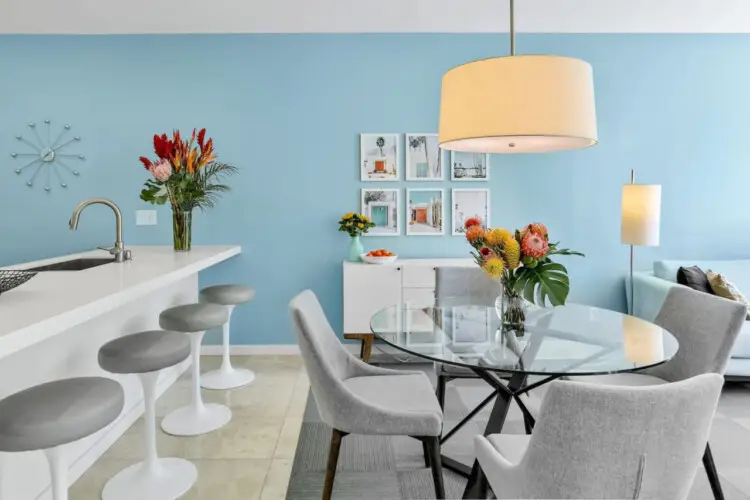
286, 363, 750, 500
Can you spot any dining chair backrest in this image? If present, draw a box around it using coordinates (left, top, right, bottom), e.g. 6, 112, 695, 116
435, 266, 498, 307
289, 289, 358, 428
646, 285, 746, 382
476, 374, 724, 500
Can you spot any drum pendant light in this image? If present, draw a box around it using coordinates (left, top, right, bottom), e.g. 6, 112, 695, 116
438, 0, 598, 154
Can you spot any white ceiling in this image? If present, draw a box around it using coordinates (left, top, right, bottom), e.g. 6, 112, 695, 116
1, 0, 749, 34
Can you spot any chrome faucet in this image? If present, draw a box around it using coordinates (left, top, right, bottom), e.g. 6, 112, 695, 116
69, 198, 132, 262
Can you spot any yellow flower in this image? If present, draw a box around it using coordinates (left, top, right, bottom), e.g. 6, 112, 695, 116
483, 257, 506, 279
485, 228, 512, 246
358, 223, 364, 228
342, 213, 354, 220
504, 237, 521, 269
361, 215, 370, 222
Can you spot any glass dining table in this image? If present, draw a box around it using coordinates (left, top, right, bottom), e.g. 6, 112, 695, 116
370, 299, 679, 499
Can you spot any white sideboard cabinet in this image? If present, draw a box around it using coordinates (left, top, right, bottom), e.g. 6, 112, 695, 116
342, 258, 473, 360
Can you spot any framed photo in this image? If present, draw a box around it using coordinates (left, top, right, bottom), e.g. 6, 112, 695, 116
406, 188, 444, 236
360, 133, 399, 181
406, 133, 443, 181
452, 188, 490, 236
450, 151, 490, 181
361, 188, 400, 236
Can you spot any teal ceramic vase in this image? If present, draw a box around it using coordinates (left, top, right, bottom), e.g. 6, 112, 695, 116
348, 236, 364, 262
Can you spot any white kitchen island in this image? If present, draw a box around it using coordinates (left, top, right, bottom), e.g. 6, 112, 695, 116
0, 245, 240, 500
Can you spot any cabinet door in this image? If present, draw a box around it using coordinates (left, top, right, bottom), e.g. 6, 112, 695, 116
402, 288, 437, 340
343, 264, 402, 334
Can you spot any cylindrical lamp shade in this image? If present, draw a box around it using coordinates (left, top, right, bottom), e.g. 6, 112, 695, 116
438, 55, 598, 154
621, 184, 661, 246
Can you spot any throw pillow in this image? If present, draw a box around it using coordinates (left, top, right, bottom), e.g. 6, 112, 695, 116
676, 266, 714, 295
707, 271, 750, 319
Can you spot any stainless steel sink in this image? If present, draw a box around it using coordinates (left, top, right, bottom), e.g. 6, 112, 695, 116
26, 257, 116, 272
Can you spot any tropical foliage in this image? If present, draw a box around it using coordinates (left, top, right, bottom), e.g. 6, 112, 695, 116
139, 128, 237, 212
465, 218, 584, 306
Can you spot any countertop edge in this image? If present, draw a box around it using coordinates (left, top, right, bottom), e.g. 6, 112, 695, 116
0, 245, 241, 359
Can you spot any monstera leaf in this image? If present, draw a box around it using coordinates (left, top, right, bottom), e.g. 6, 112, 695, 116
512, 261, 571, 307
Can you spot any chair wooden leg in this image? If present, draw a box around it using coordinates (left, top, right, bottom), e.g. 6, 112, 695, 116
323, 429, 347, 500
703, 443, 725, 500
422, 440, 431, 468
424, 436, 445, 499
436, 374, 447, 410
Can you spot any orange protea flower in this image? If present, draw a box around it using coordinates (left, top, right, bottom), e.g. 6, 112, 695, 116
465, 225, 485, 244
485, 228, 512, 246
521, 231, 549, 259
528, 223, 548, 239
464, 217, 482, 229
483, 257, 506, 279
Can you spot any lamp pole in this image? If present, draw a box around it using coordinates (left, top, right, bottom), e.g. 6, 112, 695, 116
629, 169, 635, 315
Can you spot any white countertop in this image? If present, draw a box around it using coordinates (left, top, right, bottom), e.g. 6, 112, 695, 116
0, 245, 240, 359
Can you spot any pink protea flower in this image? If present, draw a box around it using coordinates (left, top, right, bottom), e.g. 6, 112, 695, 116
521, 231, 549, 259
149, 158, 172, 182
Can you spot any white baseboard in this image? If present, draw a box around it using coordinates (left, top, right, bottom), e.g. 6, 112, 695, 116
200, 344, 301, 355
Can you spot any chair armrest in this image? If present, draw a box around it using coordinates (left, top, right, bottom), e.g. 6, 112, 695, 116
628, 272, 678, 321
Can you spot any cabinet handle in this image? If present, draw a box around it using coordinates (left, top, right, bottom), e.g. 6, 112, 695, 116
396, 267, 401, 271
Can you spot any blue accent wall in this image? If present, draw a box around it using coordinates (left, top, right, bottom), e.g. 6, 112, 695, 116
1, 34, 750, 344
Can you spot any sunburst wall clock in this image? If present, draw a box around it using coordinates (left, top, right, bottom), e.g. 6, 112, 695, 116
10, 120, 85, 192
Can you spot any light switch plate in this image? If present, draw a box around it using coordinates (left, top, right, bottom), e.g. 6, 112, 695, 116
136, 210, 157, 226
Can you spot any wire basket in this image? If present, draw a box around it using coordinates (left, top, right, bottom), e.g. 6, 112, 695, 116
0, 270, 37, 295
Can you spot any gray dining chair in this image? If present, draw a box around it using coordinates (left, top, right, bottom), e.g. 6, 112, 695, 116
289, 289, 445, 500
476, 374, 724, 500
434, 267, 499, 408
567, 285, 747, 499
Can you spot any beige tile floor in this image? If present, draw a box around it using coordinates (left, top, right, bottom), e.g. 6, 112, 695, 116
70, 355, 309, 500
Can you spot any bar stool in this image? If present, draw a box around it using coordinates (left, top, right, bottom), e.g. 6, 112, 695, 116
159, 303, 232, 436
98, 330, 197, 499
0, 377, 124, 500
199, 284, 256, 389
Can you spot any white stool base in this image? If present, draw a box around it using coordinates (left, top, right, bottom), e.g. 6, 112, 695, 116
161, 403, 232, 436
101, 458, 197, 500
201, 368, 255, 390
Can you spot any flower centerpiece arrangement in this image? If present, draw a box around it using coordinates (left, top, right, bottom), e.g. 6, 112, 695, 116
338, 212, 375, 262
139, 129, 237, 251
464, 218, 584, 335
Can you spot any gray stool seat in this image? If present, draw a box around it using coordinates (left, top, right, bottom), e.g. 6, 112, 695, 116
159, 303, 228, 332
0, 377, 123, 452
99, 330, 191, 374
201, 284, 255, 306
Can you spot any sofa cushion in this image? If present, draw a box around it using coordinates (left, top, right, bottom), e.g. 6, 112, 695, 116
733, 322, 750, 358
676, 266, 713, 295
655, 260, 750, 293
707, 271, 750, 319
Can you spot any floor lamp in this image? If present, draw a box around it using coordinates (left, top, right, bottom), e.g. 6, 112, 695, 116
621, 170, 661, 315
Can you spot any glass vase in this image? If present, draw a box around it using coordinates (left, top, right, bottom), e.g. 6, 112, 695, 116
348, 235, 364, 262
172, 209, 192, 252
495, 282, 527, 336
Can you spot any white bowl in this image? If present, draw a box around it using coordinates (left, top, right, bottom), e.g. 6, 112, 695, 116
361, 254, 398, 265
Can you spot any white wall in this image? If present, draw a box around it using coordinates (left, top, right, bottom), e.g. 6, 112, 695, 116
1, 0, 750, 34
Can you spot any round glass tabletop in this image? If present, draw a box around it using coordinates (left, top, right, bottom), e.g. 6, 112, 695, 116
370, 299, 679, 376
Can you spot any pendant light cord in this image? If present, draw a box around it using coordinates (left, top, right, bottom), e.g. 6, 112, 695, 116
509, 0, 516, 55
